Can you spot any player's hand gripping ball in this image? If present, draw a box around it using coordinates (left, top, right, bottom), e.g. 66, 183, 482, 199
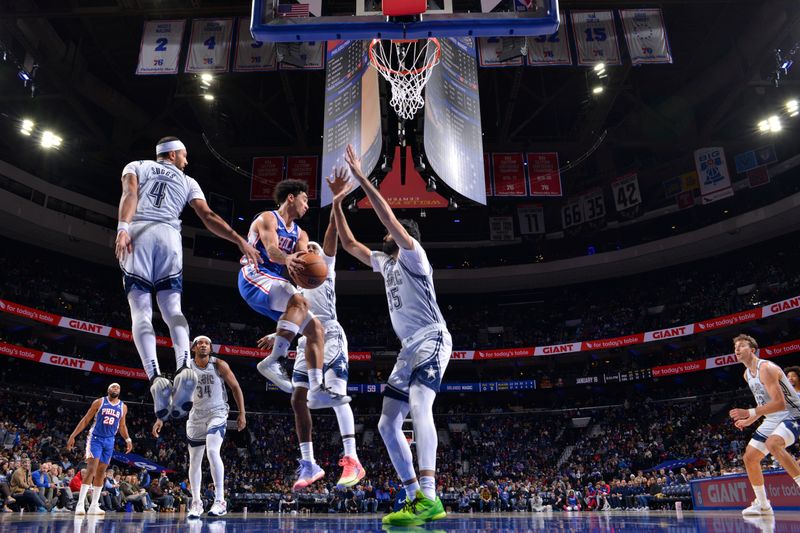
289, 253, 328, 289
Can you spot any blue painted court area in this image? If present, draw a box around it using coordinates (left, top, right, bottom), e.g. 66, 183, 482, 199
2, 511, 800, 532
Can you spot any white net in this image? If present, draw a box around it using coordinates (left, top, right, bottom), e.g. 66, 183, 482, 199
369, 38, 441, 121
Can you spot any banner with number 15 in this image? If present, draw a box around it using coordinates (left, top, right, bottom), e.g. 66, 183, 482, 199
185, 18, 234, 73
136, 20, 186, 75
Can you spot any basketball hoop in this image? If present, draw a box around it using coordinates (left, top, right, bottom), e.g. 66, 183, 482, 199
368, 38, 441, 121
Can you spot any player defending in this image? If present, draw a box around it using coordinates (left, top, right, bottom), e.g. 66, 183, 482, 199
153, 335, 246, 518
328, 144, 451, 526
238, 179, 349, 409
729, 334, 800, 515
67, 383, 132, 515
257, 205, 365, 491
116, 136, 260, 421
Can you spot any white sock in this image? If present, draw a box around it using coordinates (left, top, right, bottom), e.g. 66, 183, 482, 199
189, 444, 206, 503
342, 437, 357, 459
90, 485, 102, 508
420, 475, 436, 500
128, 290, 160, 380
206, 432, 225, 502
378, 397, 416, 485
753, 485, 768, 506
300, 441, 314, 463
156, 290, 190, 369
405, 481, 420, 500
794, 475, 800, 488
270, 336, 291, 360
409, 383, 439, 476
333, 403, 357, 459
308, 368, 323, 389
77, 484, 90, 509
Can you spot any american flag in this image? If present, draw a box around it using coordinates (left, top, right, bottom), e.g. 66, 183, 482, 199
278, 2, 310, 17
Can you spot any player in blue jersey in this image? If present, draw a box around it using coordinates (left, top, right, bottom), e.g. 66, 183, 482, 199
238, 179, 350, 410
328, 145, 451, 526
66, 383, 132, 515
116, 136, 260, 422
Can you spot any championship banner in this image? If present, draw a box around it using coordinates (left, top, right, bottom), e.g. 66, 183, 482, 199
680, 170, 699, 192
250, 156, 285, 201
580, 188, 606, 222
517, 204, 545, 235
526, 152, 562, 196
185, 18, 234, 73
491, 153, 527, 196
561, 198, 584, 229
136, 20, 186, 75
611, 173, 642, 212
278, 42, 325, 70
478, 37, 525, 67
233, 17, 277, 72
527, 12, 572, 66
747, 166, 770, 188
286, 156, 319, 200
694, 147, 734, 204
570, 10, 622, 66
619, 9, 673, 65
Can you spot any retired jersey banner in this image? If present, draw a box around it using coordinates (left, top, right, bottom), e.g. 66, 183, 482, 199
611, 173, 642, 211
581, 189, 606, 222
694, 147, 734, 204
136, 20, 186, 75
286, 156, 319, 200
185, 18, 234, 73
561, 198, 585, 229
250, 156, 285, 201
491, 153, 527, 196
233, 18, 277, 72
527, 12, 572, 66
517, 204, 545, 235
571, 11, 621, 66
619, 9, 673, 65
526, 152, 562, 196
478, 37, 525, 67
278, 42, 325, 70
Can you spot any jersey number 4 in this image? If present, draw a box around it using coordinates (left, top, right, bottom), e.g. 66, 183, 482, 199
148, 182, 169, 208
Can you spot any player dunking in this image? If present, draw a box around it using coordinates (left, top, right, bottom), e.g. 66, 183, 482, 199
153, 335, 246, 518
116, 136, 260, 421
328, 145, 451, 526
66, 383, 132, 515
257, 204, 365, 491
239, 179, 349, 409
729, 334, 800, 515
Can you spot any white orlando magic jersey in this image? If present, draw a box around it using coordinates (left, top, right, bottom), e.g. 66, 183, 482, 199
122, 160, 206, 230
370, 239, 446, 340
746, 360, 800, 421
298, 253, 338, 323
190, 357, 228, 412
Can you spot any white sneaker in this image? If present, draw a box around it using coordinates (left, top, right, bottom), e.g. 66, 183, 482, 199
742, 499, 774, 516
208, 500, 227, 517
187, 500, 204, 519
150, 376, 173, 420
257, 357, 293, 393
170, 367, 198, 419
307, 384, 351, 409
87, 505, 105, 516
74, 506, 86, 516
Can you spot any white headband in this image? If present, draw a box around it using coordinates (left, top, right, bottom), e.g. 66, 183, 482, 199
307, 241, 321, 252
108, 382, 120, 390
192, 335, 212, 347
156, 140, 186, 156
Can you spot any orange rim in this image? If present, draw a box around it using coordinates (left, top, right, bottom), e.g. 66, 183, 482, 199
368, 38, 441, 77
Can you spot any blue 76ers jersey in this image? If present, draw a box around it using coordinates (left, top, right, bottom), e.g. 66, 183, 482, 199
91, 397, 123, 439
242, 211, 299, 278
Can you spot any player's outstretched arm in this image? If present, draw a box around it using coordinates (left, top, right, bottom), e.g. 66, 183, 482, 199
322, 209, 338, 258
190, 198, 261, 265
218, 359, 247, 431
120, 404, 133, 453
66, 398, 102, 450
327, 168, 371, 267
115, 173, 138, 262
344, 144, 414, 251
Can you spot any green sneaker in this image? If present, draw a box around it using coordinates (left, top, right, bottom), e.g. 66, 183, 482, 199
382, 490, 447, 526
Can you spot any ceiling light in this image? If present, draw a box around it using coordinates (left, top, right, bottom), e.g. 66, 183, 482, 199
592, 86, 604, 95
787, 99, 798, 110
758, 120, 770, 132
768, 115, 781, 132
200, 73, 213, 83
203, 94, 215, 101
593, 63, 605, 72
41, 130, 62, 149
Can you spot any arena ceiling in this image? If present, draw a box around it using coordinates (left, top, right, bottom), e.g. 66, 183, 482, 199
0, 0, 797, 240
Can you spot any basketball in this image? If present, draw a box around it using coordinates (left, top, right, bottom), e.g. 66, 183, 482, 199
290, 253, 328, 289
